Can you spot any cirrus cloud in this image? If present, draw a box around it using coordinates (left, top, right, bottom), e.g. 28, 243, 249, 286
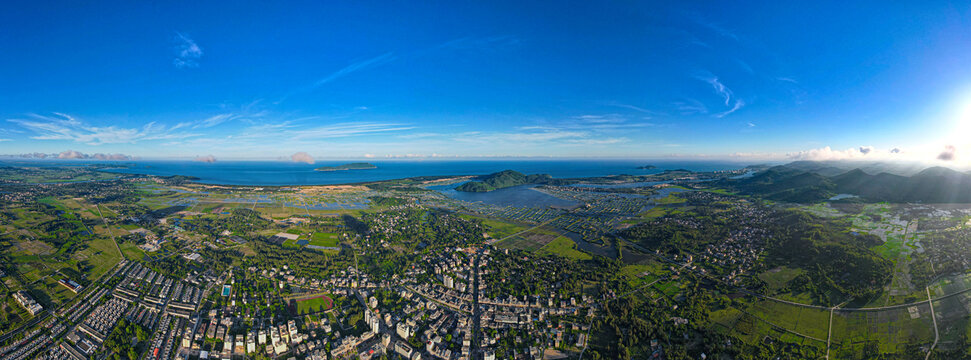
173, 32, 203, 69
8, 113, 199, 145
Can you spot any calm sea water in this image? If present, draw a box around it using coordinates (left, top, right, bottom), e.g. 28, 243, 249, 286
1, 159, 756, 186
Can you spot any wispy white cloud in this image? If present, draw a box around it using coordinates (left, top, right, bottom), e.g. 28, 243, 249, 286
315, 52, 395, 87
695, 71, 746, 117
604, 102, 656, 115
197, 114, 234, 128
173, 32, 203, 69
734, 58, 754, 74
290, 122, 413, 140
447, 115, 638, 147
716, 100, 745, 118
396, 132, 444, 139
8, 113, 199, 145
691, 14, 740, 41
236, 121, 300, 138
191, 110, 269, 129
276, 52, 396, 103
696, 72, 733, 106
564, 137, 628, 145
674, 98, 708, 115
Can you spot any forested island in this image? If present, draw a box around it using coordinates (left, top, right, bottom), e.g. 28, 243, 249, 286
314, 162, 377, 171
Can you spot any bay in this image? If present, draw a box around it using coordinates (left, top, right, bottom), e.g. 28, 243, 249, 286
2, 159, 755, 186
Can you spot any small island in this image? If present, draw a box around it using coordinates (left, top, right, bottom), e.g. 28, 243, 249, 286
455, 169, 553, 192
314, 162, 377, 171
636, 165, 657, 169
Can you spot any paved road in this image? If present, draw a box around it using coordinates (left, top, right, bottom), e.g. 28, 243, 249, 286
96, 204, 125, 260
471, 248, 482, 357
926, 286, 939, 360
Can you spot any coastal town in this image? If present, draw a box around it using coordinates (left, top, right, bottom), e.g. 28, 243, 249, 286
7, 163, 971, 359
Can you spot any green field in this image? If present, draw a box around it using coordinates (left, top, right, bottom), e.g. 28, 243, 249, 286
536, 236, 592, 260
75, 235, 123, 282
118, 241, 145, 261
309, 232, 339, 247
638, 207, 669, 219
758, 266, 805, 292
482, 220, 527, 238
495, 234, 553, 251
745, 300, 831, 340
653, 193, 687, 205
295, 295, 334, 314
831, 305, 935, 356
495, 227, 559, 251
463, 215, 528, 239
618, 263, 666, 286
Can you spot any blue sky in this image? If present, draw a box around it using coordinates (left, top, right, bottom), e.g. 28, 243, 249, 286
2, 1, 971, 161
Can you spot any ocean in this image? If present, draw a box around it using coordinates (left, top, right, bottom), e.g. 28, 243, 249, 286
2, 159, 759, 186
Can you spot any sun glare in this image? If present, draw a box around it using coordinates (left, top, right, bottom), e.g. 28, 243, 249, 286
949, 97, 971, 143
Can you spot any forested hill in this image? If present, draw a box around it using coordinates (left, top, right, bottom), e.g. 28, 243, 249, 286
718, 161, 971, 203
455, 170, 553, 192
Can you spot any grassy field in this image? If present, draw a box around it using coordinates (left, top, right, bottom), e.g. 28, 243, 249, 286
295, 295, 335, 315
618, 263, 666, 286
495, 232, 556, 252
831, 305, 935, 355
118, 241, 145, 261
535, 236, 592, 260
75, 234, 123, 282
718, 303, 827, 352
283, 239, 302, 248
309, 232, 339, 247
494, 226, 560, 251
653, 193, 687, 205
758, 266, 805, 292
481, 218, 528, 239
0, 296, 35, 333
638, 207, 669, 219
800, 203, 843, 217
745, 300, 831, 340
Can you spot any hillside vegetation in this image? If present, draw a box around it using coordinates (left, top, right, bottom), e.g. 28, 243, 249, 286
455, 170, 553, 192
719, 162, 971, 203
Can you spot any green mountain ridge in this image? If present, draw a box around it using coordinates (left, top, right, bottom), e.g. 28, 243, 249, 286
721, 161, 971, 203
455, 170, 553, 192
